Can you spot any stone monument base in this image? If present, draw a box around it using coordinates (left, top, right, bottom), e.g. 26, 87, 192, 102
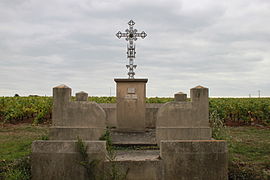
114, 78, 148, 131
31, 140, 106, 180
31, 140, 228, 180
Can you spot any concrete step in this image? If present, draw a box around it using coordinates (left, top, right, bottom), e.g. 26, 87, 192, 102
111, 129, 156, 145
114, 150, 160, 161
104, 150, 162, 180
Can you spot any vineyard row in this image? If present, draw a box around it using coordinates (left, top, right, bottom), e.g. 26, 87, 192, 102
0, 97, 269, 125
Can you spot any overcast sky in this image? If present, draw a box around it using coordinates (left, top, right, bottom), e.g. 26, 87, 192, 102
0, 0, 269, 97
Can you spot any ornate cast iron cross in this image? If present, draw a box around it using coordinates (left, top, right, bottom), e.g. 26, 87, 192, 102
116, 20, 147, 79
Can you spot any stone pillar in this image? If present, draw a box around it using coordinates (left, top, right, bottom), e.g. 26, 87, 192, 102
114, 78, 148, 131
76, 91, 88, 101
174, 92, 187, 102
190, 85, 209, 127
52, 84, 71, 126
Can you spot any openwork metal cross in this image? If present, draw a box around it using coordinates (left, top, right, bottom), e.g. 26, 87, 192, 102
116, 20, 147, 79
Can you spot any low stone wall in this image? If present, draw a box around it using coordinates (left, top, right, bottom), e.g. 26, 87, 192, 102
99, 103, 163, 128
145, 104, 163, 128
160, 140, 228, 180
32, 140, 228, 180
50, 85, 106, 140
31, 140, 106, 180
99, 103, 117, 128
156, 86, 212, 145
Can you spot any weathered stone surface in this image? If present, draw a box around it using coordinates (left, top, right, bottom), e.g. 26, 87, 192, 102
145, 103, 163, 128
114, 78, 148, 131
174, 92, 187, 102
31, 83, 228, 180
157, 102, 193, 127
99, 103, 163, 129
32, 153, 88, 180
49, 127, 105, 140
100, 95, 209, 130
190, 85, 209, 127
99, 103, 117, 128
52, 85, 106, 127
64, 101, 106, 127
156, 86, 211, 145
160, 140, 228, 180
114, 150, 160, 161
104, 158, 162, 180
31, 140, 106, 180
156, 127, 211, 141
50, 85, 106, 140
32, 140, 106, 153
111, 129, 156, 145
75, 91, 88, 101
52, 85, 71, 126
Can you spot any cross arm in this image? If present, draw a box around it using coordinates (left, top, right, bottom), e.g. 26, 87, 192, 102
116, 31, 128, 39
134, 31, 147, 39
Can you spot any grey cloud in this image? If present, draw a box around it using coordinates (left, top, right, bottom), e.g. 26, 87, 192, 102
0, 0, 269, 97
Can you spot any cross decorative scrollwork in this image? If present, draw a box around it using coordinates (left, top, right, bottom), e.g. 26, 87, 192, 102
116, 20, 147, 79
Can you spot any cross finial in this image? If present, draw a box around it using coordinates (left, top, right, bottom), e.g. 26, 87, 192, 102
116, 20, 147, 79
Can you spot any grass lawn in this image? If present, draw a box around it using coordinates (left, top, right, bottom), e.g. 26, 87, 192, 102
0, 124, 269, 179
0, 124, 48, 162
0, 124, 48, 179
228, 127, 270, 179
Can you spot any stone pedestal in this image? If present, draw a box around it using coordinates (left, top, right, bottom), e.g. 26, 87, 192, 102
114, 78, 148, 131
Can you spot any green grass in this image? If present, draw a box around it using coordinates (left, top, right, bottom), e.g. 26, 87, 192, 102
0, 124, 48, 162
0, 124, 269, 179
228, 127, 270, 179
0, 124, 49, 179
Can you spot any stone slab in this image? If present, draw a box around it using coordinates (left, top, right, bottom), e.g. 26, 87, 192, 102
32, 140, 106, 154
114, 79, 147, 131
104, 158, 162, 180
160, 140, 228, 180
111, 129, 156, 145
99, 103, 117, 128
114, 78, 148, 83
52, 85, 106, 127
114, 150, 160, 161
31, 140, 106, 180
156, 127, 211, 145
31, 153, 88, 180
145, 103, 163, 128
